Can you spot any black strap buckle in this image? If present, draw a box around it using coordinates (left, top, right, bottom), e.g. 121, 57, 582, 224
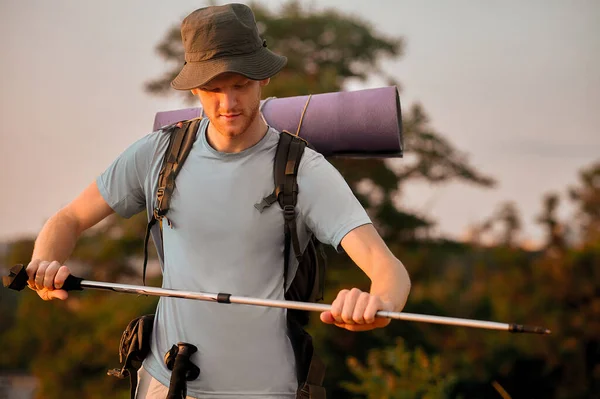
254, 192, 278, 213
283, 205, 295, 221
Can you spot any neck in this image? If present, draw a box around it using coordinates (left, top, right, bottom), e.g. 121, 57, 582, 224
206, 113, 268, 153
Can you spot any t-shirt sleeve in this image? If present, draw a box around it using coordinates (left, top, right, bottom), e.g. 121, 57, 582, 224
297, 150, 372, 250
96, 132, 162, 218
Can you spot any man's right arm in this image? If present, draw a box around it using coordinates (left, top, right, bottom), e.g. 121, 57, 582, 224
26, 181, 115, 301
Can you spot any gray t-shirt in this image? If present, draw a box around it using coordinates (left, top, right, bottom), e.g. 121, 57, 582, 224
97, 118, 371, 398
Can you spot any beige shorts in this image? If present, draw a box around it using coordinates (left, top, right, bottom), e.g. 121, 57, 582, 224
136, 365, 195, 399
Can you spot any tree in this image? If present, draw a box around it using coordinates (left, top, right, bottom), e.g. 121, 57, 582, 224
145, 0, 495, 242
536, 193, 567, 253
569, 160, 600, 245
469, 201, 522, 247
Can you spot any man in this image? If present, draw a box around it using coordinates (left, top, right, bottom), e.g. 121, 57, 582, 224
26, 4, 410, 398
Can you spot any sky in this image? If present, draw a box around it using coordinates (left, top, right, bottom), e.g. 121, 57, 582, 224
1, 0, 598, 246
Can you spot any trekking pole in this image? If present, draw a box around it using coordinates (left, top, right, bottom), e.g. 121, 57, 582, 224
164, 342, 200, 399
4, 264, 550, 334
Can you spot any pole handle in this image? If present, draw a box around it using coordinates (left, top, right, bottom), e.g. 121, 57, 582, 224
3, 264, 83, 292
165, 342, 200, 399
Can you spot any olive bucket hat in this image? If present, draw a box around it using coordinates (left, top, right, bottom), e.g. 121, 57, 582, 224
171, 3, 288, 90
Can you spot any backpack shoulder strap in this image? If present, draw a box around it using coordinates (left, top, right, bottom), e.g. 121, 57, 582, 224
255, 130, 307, 288
278, 131, 307, 264
154, 118, 203, 221
142, 118, 203, 284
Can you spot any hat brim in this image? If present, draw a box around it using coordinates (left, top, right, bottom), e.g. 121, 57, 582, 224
171, 48, 287, 90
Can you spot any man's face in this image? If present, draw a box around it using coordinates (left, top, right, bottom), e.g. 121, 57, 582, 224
191, 73, 269, 138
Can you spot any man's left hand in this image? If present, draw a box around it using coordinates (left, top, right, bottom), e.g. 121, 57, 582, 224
320, 288, 393, 331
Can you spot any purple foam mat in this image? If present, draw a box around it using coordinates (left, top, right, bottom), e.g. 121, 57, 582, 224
152, 86, 403, 158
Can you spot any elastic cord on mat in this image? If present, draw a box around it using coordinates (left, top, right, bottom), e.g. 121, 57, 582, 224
295, 95, 312, 136
260, 97, 276, 125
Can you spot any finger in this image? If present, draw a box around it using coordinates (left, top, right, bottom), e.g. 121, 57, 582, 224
36, 288, 50, 301
365, 297, 392, 327
36, 286, 69, 301
320, 311, 335, 324
26, 259, 41, 288
364, 296, 382, 325
35, 261, 51, 290
43, 261, 62, 290
326, 318, 378, 331
37, 288, 54, 301
47, 289, 68, 301
351, 292, 371, 324
330, 289, 348, 324
341, 288, 362, 324
342, 323, 377, 332
373, 317, 391, 328
54, 266, 71, 290
331, 320, 374, 331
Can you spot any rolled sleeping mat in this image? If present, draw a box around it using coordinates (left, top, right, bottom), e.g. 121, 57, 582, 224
152, 86, 403, 158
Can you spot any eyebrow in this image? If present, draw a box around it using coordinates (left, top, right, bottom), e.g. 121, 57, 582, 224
201, 78, 250, 90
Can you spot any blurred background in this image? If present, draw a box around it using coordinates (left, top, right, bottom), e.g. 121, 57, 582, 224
1, 0, 598, 398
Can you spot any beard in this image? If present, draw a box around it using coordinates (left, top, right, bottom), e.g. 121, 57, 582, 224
209, 95, 261, 139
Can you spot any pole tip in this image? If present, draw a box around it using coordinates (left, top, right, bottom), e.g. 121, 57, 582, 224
509, 324, 551, 334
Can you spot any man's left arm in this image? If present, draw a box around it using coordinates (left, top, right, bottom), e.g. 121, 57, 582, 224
320, 224, 411, 331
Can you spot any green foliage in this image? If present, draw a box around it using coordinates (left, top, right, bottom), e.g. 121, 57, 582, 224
343, 338, 457, 399
0, 215, 158, 398
70, 212, 154, 280
0, 268, 159, 399
304, 160, 600, 398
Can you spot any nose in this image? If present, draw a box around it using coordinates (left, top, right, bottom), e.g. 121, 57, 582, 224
219, 89, 238, 112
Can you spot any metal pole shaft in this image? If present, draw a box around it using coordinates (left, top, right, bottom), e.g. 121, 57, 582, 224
81, 280, 550, 334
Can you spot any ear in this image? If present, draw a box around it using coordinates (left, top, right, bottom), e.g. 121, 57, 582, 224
259, 78, 270, 87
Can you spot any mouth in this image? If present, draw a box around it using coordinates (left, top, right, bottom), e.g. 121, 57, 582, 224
219, 113, 241, 120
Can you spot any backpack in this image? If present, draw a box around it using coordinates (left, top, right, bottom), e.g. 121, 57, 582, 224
107, 314, 155, 399
137, 118, 327, 398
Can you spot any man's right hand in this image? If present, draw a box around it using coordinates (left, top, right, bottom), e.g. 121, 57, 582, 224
26, 259, 71, 301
